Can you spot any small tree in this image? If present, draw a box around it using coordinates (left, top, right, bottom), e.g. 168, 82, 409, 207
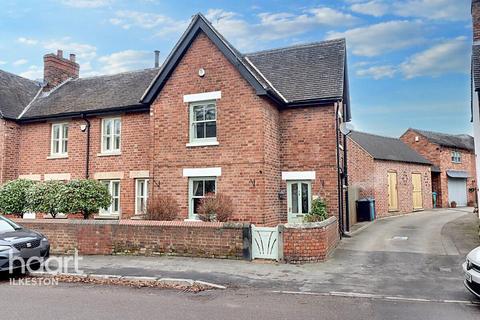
145, 195, 179, 221
62, 179, 111, 219
28, 180, 68, 218
197, 193, 233, 222
303, 197, 328, 223
0, 179, 37, 217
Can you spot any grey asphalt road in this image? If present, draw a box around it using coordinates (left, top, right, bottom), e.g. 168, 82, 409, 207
0, 208, 478, 319
0, 283, 479, 320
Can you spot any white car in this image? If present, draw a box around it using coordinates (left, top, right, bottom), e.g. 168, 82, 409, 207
463, 246, 480, 298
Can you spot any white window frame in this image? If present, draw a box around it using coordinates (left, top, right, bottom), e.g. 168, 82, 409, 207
135, 179, 149, 215
287, 180, 312, 223
188, 177, 216, 220
451, 150, 461, 163
50, 122, 68, 156
101, 117, 121, 154
100, 180, 120, 215
189, 100, 217, 145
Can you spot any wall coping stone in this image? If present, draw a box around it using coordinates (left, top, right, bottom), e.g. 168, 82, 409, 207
282, 216, 337, 229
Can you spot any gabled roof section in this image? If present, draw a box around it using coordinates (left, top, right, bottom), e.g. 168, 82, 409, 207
349, 131, 431, 165
21, 68, 159, 120
141, 13, 272, 104
244, 39, 346, 104
142, 13, 350, 116
0, 70, 41, 119
408, 128, 474, 151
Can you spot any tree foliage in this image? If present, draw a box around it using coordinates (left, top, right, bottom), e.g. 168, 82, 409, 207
0, 179, 37, 217
27, 180, 68, 218
303, 198, 328, 223
61, 179, 111, 219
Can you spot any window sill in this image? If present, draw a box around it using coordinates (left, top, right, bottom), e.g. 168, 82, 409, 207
186, 141, 219, 148
94, 214, 120, 220
97, 152, 121, 157
47, 154, 68, 160
184, 218, 201, 222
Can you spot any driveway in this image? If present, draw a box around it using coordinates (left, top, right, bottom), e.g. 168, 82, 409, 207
48, 208, 480, 302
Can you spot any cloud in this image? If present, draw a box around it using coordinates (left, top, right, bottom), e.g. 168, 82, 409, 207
13, 59, 28, 66
0, 60, 6, 65
109, 10, 189, 36
350, 1, 389, 17
327, 20, 425, 56
348, 0, 470, 21
43, 38, 97, 61
356, 65, 397, 79
96, 50, 153, 75
19, 65, 42, 80
58, 0, 112, 8
400, 36, 470, 78
17, 37, 38, 45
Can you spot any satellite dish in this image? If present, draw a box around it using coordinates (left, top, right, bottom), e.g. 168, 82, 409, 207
339, 122, 354, 135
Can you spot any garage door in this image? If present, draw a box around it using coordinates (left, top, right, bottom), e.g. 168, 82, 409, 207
447, 178, 467, 207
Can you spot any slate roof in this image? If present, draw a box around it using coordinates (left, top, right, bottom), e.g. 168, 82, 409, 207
245, 39, 346, 103
410, 128, 474, 151
349, 131, 431, 165
21, 68, 159, 119
473, 44, 480, 91
0, 70, 40, 119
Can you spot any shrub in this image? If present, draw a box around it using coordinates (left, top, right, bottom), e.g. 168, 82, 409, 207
0, 179, 37, 217
145, 195, 179, 221
303, 197, 328, 223
61, 179, 111, 219
197, 193, 233, 222
27, 180, 68, 218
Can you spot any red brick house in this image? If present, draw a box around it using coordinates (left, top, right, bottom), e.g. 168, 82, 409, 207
0, 14, 351, 227
401, 129, 477, 208
348, 131, 432, 219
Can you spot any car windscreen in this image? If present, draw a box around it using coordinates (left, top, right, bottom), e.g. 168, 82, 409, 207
0, 217, 22, 233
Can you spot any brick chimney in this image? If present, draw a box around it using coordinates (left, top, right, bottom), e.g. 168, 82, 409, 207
43, 49, 79, 90
473, 0, 480, 43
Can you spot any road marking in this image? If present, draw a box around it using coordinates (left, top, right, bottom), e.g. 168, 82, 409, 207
391, 236, 408, 240
271, 290, 480, 305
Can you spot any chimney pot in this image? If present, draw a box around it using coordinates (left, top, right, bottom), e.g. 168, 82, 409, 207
57, 50, 63, 58
69, 53, 76, 63
154, 50, 160, 68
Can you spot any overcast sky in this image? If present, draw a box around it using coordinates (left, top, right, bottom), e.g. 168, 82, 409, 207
0, 0, 473, 137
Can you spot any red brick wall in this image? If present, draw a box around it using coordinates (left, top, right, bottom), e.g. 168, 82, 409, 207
373, 160, 432, 217
16, 112, 150, 218
282, 217, 339, 263
347, 137, 375, 198
0, 120, 20, 183
16, 219, 247, 259
150, 31, 340, 225
401, 129, 477, 207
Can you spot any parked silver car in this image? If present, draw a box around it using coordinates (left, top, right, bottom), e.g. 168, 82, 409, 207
463, 246, 480, 298
0, 216, 50, 273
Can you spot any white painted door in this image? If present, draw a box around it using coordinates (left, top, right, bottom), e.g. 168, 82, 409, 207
287, 181, 312, 223
448, 178, 467, 206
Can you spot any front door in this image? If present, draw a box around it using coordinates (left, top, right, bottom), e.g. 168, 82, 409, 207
387, 172, 398, 211
412, 173, 423, 210
287, 181, 311, 223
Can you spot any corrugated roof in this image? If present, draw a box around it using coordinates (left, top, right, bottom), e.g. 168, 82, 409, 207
0, 70, 40, 119
245, 39, 346, 103
411, 128, 474, 151
349, 131, 431, 165
21, 68, 159, 119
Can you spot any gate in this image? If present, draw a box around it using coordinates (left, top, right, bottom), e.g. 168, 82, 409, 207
251, 225, 279, 260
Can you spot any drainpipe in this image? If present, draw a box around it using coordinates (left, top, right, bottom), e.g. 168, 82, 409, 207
82, 114, 91, 179
343, 125, 350, 233
335, 102, 344, 237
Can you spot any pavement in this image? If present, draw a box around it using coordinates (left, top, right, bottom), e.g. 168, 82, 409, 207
0, 207, 479, 319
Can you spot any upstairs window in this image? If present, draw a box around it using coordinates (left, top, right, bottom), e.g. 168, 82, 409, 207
51, 123, 68, 156
189, 101, 216, 144
101, 117, 121, 153
451, 151, 461, 163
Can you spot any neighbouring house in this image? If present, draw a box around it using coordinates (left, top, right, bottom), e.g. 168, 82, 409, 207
0, 14, 351, 228
347, 131, 432, 220
401, 129, 476, 208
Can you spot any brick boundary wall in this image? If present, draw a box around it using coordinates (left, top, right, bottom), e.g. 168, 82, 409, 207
281, 217, 339, 263
14, 219, 250, 260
